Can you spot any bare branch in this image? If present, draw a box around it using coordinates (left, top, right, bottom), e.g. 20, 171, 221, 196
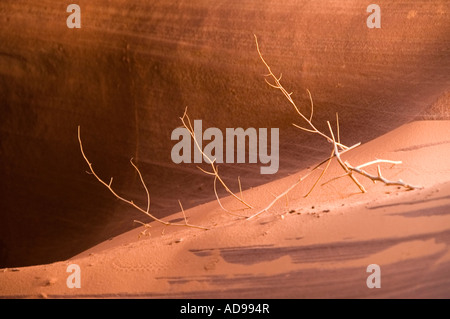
304, 149, 334, 197
347, 163, 422, 190
247, 163, 322, 220
336, 112, 340, 144
78, 126, 209, 231
180, 108, 254, 210
178, 200, 188, 225
327, 121, 366, 193
355, 159, 402, 170
130, 158, 150, 213
307, 89, 314, 122
249, 35, 421, 219
254, 34, 333, 144
238, 176, 244, 201
292, 123, 318, 134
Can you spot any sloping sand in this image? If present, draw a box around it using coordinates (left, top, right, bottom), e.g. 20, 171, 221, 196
0, 0, 449, 298
1, 120, 450, 298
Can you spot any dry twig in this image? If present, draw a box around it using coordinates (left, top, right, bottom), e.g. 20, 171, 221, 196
77, 126, 209, 231
180, 107, 253, 216
248, 35, 421, 220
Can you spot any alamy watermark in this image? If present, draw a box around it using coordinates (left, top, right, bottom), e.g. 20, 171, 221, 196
66, 4, 81, 29
171, 120, 279, 174
366, 264, 381, 288
367, 4, 381, 29
66, 264, 81, 289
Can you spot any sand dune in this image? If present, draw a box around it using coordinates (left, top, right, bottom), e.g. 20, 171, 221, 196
1, 120, 450, 298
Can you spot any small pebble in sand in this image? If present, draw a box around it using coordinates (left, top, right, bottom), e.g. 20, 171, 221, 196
323, 209, 330, 213
40, 292, 48, 299
45, 278, 58, 286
